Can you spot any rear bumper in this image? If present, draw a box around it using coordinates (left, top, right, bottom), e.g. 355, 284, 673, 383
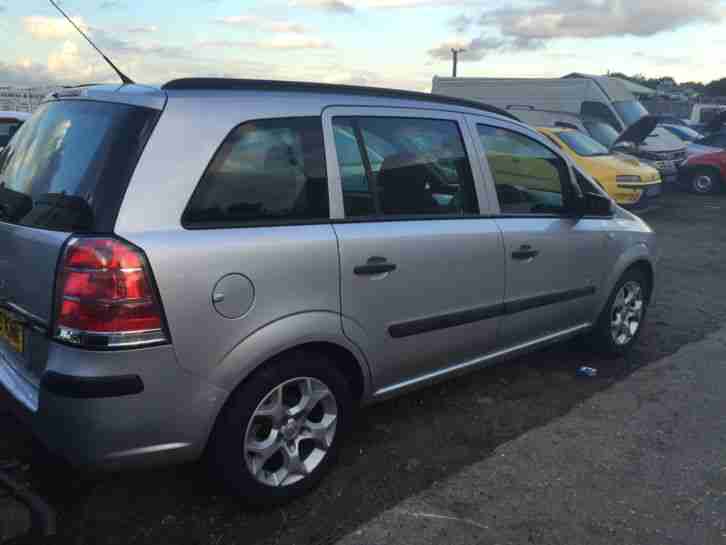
0, 341, 229, 469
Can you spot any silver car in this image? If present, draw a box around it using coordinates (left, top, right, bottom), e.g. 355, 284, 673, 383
0, 80, 656, 505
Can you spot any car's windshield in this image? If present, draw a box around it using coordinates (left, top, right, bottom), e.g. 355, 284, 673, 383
613, 100, 649, 127
557, 130, 610, 156
583, 119, 620, 148
665, 125, 703, 142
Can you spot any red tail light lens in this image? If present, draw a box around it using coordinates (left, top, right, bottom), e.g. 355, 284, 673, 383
54, 237, 168, 349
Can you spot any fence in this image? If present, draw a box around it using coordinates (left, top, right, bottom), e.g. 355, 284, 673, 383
0, 86, 60, 113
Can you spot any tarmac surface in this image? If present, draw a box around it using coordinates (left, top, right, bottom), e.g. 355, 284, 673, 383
1, 190, 726, 544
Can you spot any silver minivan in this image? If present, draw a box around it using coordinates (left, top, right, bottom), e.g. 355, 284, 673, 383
0, 80, 656, 505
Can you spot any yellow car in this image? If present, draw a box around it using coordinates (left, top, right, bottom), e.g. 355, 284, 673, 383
537, 127, 662, 207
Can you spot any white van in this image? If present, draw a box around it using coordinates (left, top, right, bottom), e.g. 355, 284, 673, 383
432, 75, 687, 183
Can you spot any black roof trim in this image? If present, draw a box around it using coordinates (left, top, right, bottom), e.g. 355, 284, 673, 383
161, 78, 520, 122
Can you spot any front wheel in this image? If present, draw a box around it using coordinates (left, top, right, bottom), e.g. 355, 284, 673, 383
208, 350, 353, 506
589, 269, 650, 357
688, 168, 722, 195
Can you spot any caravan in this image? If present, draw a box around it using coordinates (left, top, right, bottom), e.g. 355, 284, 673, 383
432, 75, 687, 184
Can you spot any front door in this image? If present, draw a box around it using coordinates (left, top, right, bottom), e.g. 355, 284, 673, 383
473, 121, 609, 348
324, 108, 505, 394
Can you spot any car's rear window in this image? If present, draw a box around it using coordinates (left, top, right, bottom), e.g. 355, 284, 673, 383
0, 100, 158, 233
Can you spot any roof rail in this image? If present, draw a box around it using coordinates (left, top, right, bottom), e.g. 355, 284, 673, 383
161, 78, 520, 122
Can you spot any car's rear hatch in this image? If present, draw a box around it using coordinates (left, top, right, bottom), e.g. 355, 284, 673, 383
0, 86, 164, 392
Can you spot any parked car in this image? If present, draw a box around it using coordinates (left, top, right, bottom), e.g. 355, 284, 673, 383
537, 126, 662, 207
432, 75, 688, 184
679, 149, 726, 194
0, 79, 657, 505
689, 104, 726, 128
0, 111, 30, 151
660, 124, 721, 157
654, 114, 691, 127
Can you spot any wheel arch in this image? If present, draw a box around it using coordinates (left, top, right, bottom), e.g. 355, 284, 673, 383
595, 243, 656, 318
200, 312, 372, 448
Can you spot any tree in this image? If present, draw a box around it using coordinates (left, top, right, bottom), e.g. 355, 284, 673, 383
704, 78, 726, 97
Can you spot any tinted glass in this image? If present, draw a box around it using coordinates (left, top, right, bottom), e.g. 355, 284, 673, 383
183, 118, 329, 227
332, 116, 478, 218
478, 125, 571, 215
613, 100, 648, 127
702, 133, 726, 147
583, 119, 620, 148
0, 101, 158, 232
666, 125, 702, 142
0, 121, 23, 149
558, 131, 610, 156
581, 101, 623, 132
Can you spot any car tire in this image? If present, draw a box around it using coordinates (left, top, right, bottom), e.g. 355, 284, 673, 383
688, 168, 722, 195
589, 268, 650, 357
208, 349, 353, 507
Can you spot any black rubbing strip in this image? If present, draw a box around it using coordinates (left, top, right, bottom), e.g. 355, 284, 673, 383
388, 286, 596, 339
389, 303, 506, 338
505, 286, 596, 315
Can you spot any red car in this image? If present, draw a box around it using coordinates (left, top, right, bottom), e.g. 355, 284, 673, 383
680, 149, 726, 194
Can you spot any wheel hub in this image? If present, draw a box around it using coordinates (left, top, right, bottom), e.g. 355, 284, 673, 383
281, 418, 299, 441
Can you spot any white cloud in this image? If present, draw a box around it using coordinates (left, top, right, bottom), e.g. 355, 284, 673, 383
215, 15, 307, 33
291, 0, 472, 11
127, 25, 158, 34
290, 0, 355, 12
200, 36, 332, 50
22, 15, 88, 40
428, 36, 508, 61
482, 0, 723, 42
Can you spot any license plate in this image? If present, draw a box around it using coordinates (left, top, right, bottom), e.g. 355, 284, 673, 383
0, 309, 24, 353
646, 185, 662, 197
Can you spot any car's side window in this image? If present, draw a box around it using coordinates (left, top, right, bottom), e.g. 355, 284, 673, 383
581, 101, 623, 132
477, 124, 572, 215
332, 116, 478, 218
183, 117, 329, 228
703, 133, 726, 147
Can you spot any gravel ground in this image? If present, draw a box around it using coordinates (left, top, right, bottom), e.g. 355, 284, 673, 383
1, 190, 726, 545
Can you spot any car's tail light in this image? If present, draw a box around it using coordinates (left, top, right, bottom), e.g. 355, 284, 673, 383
53, 237, 169, 349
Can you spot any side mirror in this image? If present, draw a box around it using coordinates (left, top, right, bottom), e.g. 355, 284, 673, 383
581, 191, 614, 217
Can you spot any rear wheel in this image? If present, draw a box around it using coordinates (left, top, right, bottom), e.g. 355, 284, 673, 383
688, 168, 721, 195
208, 350, 353, 506
589, 268, 650, 357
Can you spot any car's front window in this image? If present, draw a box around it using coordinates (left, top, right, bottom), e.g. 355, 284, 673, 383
558, 131, 610, 157
671, 126, 703, 142
613, 100, 649, 127
583, 120, 620, 149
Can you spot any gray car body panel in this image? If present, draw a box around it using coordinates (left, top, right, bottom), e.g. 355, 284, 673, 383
0, 83, 657, 468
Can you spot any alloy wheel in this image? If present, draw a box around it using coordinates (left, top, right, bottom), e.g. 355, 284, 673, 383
610, 280, 645, 346
693, 174, 714, 194
243, 377, 338, 487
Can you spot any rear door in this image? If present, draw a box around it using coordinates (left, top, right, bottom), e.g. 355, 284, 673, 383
0, 98, 160, 386
469, 118, 610, 348
323, 107, 505, 395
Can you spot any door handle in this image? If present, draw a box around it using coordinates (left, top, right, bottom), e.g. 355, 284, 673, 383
354, 257, 397, 276
511, 245, 539, 261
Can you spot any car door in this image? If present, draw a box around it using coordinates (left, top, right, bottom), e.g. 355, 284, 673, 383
323, 107, 505, 396
469, 118, 611, 349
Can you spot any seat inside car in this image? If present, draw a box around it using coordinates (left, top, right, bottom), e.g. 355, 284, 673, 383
378, 152, 440, 215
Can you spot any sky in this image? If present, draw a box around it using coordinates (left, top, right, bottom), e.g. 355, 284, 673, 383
1, 0, 725, 91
